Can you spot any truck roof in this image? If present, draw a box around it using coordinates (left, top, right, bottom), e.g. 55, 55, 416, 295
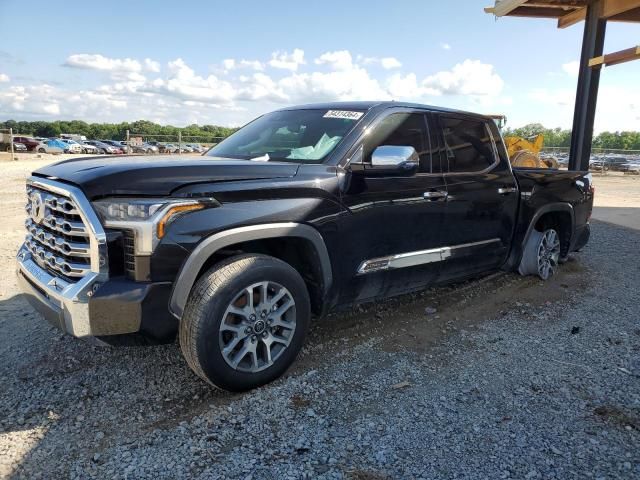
277, 101, 492, 121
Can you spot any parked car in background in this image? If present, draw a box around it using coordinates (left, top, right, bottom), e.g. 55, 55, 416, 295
80, 142, 99, 155
131, 143, 159, 154
59, 139, 84, 154
158, 143, 177, 153
99, 140, 125, 153
188, 143, 205, 153
13, 136, 41, 151
620, 161, 640, 175
35, 139, 66, 154
5, 142, 28, 152
84, 140, 120, 154
591, 157, 631, 172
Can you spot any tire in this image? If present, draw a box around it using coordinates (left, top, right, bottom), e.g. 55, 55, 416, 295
38, 147, 46, 153
179, 254, 310, 391
518, 228, 561, 280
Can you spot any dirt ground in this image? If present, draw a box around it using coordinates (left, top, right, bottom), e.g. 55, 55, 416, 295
1, 155, 639, 478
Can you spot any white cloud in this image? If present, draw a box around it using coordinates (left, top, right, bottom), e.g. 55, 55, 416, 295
386, 73, 421, 99
360, 56, 402, 70
222, 58, 264, 71
144, 58, 161, 72
380, 57, 402, 70
148, 58, 236, 103
441, 43, 452, 50
562, 60, 580, 77
1, 52, 514, 128
278, 68, 390, 103
530, 88, 575, 106
0, 73, 9, 82
268, 49, 305, 71
65, 53, 142, 73
422, 59, 504, 96
315, 50, 353, 71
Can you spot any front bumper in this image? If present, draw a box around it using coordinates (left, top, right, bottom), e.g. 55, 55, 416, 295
17, 247, 172, 338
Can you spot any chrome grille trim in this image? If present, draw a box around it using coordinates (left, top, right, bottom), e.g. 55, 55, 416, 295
23, 178, 108, 282
25, 222, 91, 257
24, 236, 91, 277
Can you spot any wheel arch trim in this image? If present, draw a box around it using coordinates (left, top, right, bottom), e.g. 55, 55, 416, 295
169, 222, 333, 319
522, 203, 575, 255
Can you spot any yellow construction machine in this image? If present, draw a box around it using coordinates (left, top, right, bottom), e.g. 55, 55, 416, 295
488, 115, 558, 169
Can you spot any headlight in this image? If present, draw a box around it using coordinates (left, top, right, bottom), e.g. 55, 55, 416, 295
92, 198, 168, 222
92, 198, 217, 254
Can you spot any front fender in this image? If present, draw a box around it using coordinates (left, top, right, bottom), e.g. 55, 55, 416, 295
168, 223, 333, 319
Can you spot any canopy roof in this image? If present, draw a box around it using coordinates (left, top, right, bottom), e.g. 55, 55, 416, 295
485, 0, 640, 28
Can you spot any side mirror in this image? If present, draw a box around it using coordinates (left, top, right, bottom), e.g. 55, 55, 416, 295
368, 145, 419, 175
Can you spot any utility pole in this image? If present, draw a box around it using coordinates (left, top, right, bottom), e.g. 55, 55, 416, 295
10, 128, 15, 161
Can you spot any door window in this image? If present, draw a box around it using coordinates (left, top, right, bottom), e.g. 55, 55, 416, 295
438, 116, 497, 173
364, 113, 435, 173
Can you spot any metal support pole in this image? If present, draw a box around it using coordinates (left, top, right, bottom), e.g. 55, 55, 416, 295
9, 128, 15, 160
126, 129, 130, 154
569, 0, 606, 171
178, 130, 182, 156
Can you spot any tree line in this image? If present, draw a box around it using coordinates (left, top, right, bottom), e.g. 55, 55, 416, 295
504, 123, 640, 150
1, 119, 639, 150
0, 119, 238, 141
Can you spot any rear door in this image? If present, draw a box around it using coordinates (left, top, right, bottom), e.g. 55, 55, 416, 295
338, 109, 449, 304
432, 113, 518, 281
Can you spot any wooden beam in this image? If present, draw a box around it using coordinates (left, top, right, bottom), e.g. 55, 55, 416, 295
558, 6, 588, 28
559, 0, 640, 28
589, 46, 640, 67
486, 0, 528, 17
609, 6, 640, 22
508, 6, 577, 17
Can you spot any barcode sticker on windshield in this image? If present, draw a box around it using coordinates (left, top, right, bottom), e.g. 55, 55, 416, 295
323, 110, 364, 120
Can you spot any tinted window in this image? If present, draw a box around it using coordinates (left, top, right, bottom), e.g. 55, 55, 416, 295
364, 113, 435, 173
207, 109, 364, 163
439, 116, 496, 173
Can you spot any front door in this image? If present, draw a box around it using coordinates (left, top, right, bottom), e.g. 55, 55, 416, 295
337, 110, 449, 305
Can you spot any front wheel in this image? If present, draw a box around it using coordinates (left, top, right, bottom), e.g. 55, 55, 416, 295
179, 254, 310, 391
518, 228, 561, 280
38, 147, 46, 153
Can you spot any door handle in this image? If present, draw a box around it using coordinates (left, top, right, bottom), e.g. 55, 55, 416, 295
497, 187, 517, 195
423, 190, 448, 200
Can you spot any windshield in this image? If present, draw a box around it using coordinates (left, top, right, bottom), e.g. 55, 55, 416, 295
206, 109, 365, 163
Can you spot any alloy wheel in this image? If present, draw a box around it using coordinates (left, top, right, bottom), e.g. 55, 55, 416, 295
219, 281, 296, 372
537, 229, 560, 280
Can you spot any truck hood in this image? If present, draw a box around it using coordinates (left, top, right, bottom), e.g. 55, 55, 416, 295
33, 155, 300, 199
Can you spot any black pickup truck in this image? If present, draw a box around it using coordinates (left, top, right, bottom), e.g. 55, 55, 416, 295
16, 102, 593, 391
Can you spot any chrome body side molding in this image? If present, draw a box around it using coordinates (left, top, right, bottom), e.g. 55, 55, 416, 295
357, 238, 502, 274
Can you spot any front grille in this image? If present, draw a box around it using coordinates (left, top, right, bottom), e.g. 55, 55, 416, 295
24, 185, 91, 281
123, 229, 136, 278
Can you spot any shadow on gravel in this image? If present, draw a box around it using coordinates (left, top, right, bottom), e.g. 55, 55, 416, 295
0, 250, 596, 478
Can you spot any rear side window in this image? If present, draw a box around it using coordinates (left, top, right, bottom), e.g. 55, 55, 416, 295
438, 115, 497, 173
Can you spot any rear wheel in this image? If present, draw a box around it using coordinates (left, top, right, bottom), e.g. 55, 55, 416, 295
518, 228, 561, 280
179, 254, 310, 391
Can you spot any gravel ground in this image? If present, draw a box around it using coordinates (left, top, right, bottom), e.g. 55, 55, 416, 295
1, 158, 639, 479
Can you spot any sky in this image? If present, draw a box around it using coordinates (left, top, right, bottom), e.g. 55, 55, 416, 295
0, 0, 638, 132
